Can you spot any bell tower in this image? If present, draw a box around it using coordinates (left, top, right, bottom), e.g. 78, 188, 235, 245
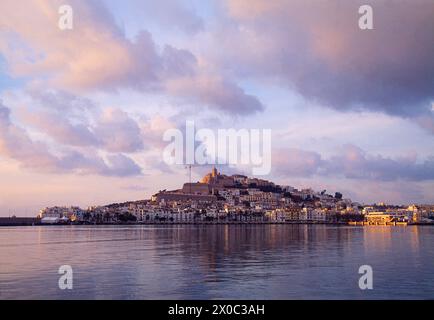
211, 166, 218, 177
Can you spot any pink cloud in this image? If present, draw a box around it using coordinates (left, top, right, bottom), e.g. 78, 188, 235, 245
0, 0, 263, 115
272, 148, 322, 177
0, 101, 142, 176
94, 108, 144, 153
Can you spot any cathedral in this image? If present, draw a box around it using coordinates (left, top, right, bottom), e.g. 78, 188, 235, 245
200, 167, 235, 190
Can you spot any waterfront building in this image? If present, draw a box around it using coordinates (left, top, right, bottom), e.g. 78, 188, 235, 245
365, 211, 409, 224
38, 206, 85, 222
407, 205, 421, 222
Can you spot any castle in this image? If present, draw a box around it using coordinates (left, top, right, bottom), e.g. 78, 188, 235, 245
152, 167, 274, 204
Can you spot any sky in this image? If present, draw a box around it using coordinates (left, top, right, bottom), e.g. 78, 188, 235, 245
0, 0, 434, 216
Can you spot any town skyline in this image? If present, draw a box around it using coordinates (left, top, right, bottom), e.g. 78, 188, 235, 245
3, 164, 434, 218
34, 167, 433, 227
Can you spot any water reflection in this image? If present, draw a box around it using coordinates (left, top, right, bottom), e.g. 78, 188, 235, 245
0, 225, 433, 299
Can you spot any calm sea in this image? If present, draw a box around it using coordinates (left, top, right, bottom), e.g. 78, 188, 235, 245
0, 225, 433, 299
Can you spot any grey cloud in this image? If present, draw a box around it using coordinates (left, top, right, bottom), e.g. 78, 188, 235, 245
130, 0, 205, 34
273, 144, 434, 182
222, 0, 434, 121
94, 108, 144, 153
324, 144, 434, 181
165, 75, 265, 115
61, 152, 142, 177
162, 45, 198, 78
28, 90, 96, 113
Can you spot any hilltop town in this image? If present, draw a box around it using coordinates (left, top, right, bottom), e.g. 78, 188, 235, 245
35, 168, 434, 226
37, 168, 434, 226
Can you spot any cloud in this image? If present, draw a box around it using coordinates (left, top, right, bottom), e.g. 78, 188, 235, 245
139, 114, 177, 149
416, 115, 434, 134
19, 106, 144, 153
272, 144, 434, 182
0, 102, 61, 171
130, 0, 205, 34
165, 73, 264, 114
58, 151, 142, 177
16, 90, 145, 152
220, 0, 434, 122
94, 108, 144, 153
0, 0, 263, 115
20, 109, 99, 147
26, 89, 96, 113
272, 148, 322, 177
0, 101, 142, 176
325, 144, 434, 181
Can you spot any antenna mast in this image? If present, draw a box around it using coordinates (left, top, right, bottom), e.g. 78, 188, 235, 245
186, 164, 192, 194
